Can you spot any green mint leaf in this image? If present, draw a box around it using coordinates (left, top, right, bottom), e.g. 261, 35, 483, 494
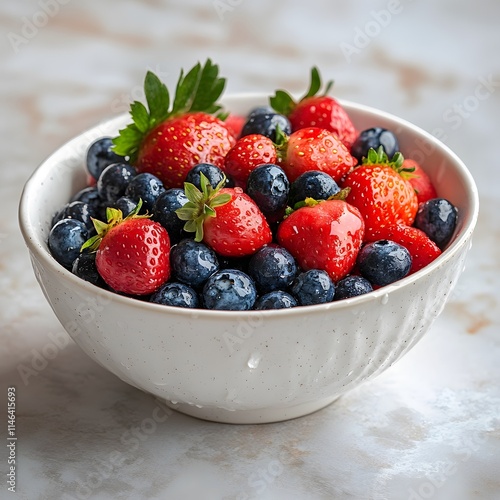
130, 101, 150, 133
144, 71, 170, 125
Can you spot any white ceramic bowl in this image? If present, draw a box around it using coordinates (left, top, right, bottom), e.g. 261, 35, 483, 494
19, 95, 479, 424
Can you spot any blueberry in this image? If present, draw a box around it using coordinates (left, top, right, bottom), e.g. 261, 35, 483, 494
351, 128, 399, 162
247, 105, 274, 120
51, 201, 96, 231
334, 275, 373, 300
202, 269, 257, 311
86, 137, 126, 180
241, 112, 291, 142
414, 198, 458, 249
72, 252, 106, 288
248, 244, 297, 293
125, 172, 165, 213
246, 164, 290, 221
70, 186, 101, 205
152, 188, 188, 243
170, 239, 219, 289
289, 171, 340, 206
185, 163, 227, 190
290, 269, 335, 306
113, 196, 138, 217
70, 186, 106, 221
150, 282, 199, 308
97, 163, 137, 204
254, 291, 298, 310
48, 219, 89, 269
357, 240, 412, 286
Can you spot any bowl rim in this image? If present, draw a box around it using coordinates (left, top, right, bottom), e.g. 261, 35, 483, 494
18, 95, 480, 318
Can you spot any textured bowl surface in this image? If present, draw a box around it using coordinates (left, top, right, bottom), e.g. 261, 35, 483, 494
19, 95, 479, 424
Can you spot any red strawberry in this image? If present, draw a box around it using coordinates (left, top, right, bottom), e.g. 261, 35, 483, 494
270, 67, 357, 148
404, 158, 438, 204
224, 134, 278, 187
112, 60, 235, 189
367, 224, 442, 274
176, 174, 272, 257
342, 147, 418, 241
82, 201, 171, 295
281, 127, 355, 183
224, 113, 246, 140
276, 197, 365, 282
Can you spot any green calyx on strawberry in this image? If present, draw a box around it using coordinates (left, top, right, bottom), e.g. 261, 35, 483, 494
343, 146, 419, 241
175, 173, 232, 242
176, 173, 272, 257
361, 146, 413, 177
81, 199, 171, 295
270, 67, 332, 116
269, 67, 357, 148
82, 199, 149, 252
112, 60, 235, 189
286, 187, 351, 214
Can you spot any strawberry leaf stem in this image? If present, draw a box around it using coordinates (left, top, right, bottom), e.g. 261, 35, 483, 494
112, 59, 227, 162
175, 173, 231, 242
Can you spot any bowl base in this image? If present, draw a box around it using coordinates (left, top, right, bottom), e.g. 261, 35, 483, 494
164, 395, 340, 424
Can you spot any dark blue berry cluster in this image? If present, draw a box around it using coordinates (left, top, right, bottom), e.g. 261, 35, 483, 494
48, 119, 459, 312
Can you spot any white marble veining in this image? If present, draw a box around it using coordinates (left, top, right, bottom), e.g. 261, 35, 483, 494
1, 0, 499, 499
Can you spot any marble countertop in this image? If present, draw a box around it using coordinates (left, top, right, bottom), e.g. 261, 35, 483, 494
2, 1, 499, 499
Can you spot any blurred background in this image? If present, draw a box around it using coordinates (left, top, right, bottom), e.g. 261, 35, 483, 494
1, 1, 499, 499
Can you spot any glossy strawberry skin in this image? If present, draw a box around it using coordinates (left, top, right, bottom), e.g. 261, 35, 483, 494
404, 159, 438, 204
136, 112, 235, 189
283, 127, 355, 183
203, 187, 272, 257
342, 164, 418, 241
289, 96, 357, 148
223, 134, 278, 187
367, 224, 442, 274
95, 219, 170, 295
276, 199, 365, 282
224, 114, 246, 140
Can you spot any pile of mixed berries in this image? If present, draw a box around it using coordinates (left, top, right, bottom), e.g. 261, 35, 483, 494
48, 60, 458, 310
